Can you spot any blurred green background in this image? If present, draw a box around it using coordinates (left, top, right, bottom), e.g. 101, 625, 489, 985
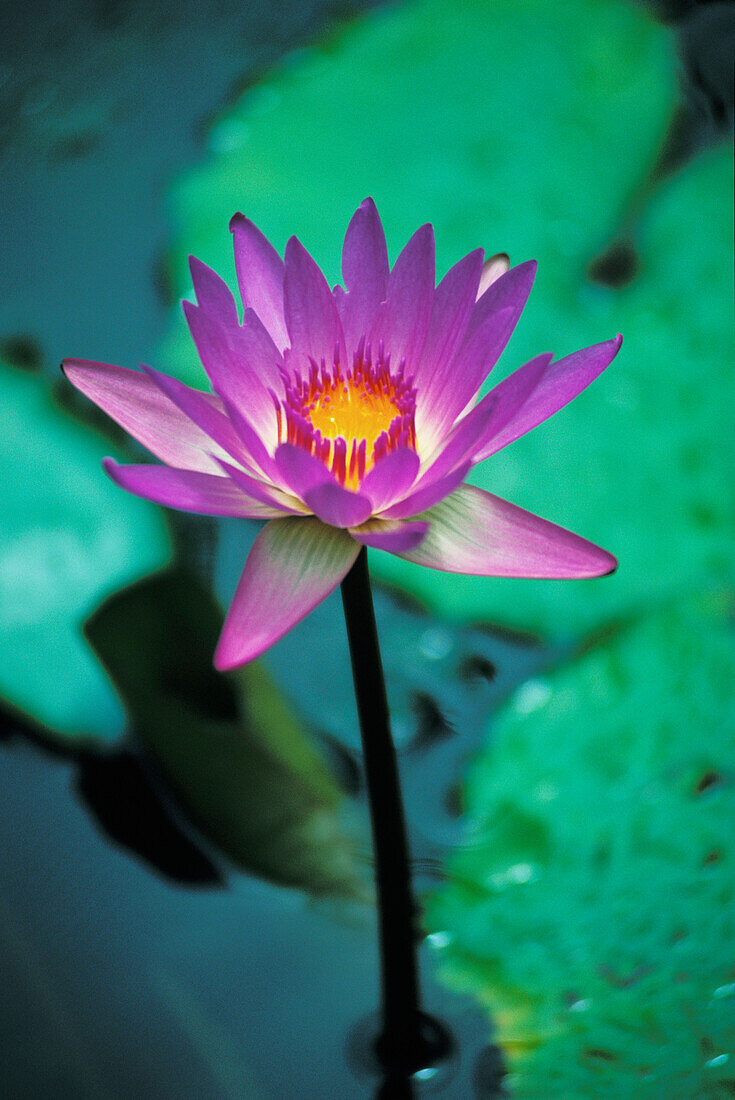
2, 0, 733, 1095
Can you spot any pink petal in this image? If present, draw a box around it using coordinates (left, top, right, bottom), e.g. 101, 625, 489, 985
62, 359, 228, 474
349, 518, 429, 553
358, 448, 420, 512
142, 364, 255, 469
183, 301, 279, 445
284, 237, 347, 373
415, 354, 546, 490
274, 442, 336, 498
214, 517, 360, 668
338, 198, 389, 352
474, 335, 623, 461
413, 247, 484, 398
220, 396, 283, 486
103, 458, 283, 518
369, 223, 435, 371
238, 307, 287, 388
398, 484, 617, 578
416, 305, 516, 446
450, 352, 553, 467
214, 457, 307, 515
465, 259, 537, 342
230, 212, 289, 352
304, 482, 373, 528
476, 253, 510, 299
381, 462, 471, 520
189, 256, 240, 328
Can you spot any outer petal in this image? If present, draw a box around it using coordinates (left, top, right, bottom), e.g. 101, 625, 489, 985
284, 237, 347, 373
474, 335, 623, 461
304, 482, 373, 528
338, 198, 389, 351
214, 517, 360, 668
102, 459, 283, 518
62, 359, 229, 474
415, 305, 516, 447
214, 457, 308, 515
413, 248, 483, 397
238, 307, 287, 389
221, 396, 283, 486
381, 462, 471, 520
358, 448, 420, 512
398, 484, 617, 578
142, 364, 255, 470
465, 259, 537, 342
230, 213, 289, 352
189, 256, 240, 328
349, 518, 429, 553
424, 352, 552, 475
369, 223, 435, 370
183, 300, 279, 445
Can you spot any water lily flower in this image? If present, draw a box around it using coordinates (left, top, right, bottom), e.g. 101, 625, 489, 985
63, 199, 620, 669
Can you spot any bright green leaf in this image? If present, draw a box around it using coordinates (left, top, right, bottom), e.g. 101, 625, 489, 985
427, 592, 735, 1097
0, 362, 170, 740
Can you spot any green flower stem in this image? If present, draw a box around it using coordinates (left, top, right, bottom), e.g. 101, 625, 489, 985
341, 546, 424, 1073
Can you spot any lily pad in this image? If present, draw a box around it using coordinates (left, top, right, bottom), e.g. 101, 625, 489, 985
426, 592, 735, 1097
0, 360, 169, 740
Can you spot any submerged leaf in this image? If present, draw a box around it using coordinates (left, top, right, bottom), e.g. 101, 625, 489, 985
85, 568, 361, 897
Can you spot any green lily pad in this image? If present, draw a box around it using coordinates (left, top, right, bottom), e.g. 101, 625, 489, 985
426, 592, 735, 1096
160, 0, 733, 636
86, 568, 362, 896
0, 361, 169, 740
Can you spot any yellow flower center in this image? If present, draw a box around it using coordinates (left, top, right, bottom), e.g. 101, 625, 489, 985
280, 347, 417, 489
307, 375, 402, 449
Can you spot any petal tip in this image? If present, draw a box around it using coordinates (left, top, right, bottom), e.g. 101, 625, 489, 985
60, 357, 91, 381
213, 638, 247, 671
284, 234, 302, 257
514, 257, 538, 285
518, 257, 538, 284
579, 545, 618, 578
599, 550, 618, 577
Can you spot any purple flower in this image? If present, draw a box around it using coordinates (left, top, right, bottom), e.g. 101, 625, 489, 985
64, 200, 620, 668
